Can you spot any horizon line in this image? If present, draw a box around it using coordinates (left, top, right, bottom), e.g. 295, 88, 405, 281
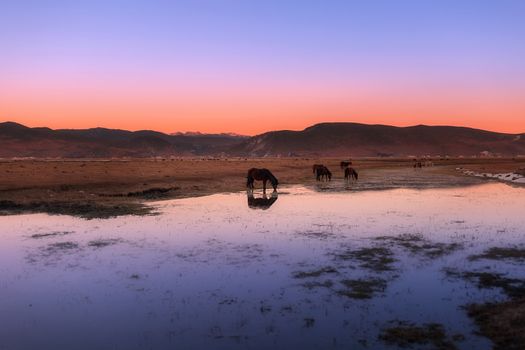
2, 120, 524, 137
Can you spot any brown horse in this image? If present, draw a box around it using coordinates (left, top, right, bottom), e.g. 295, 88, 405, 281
316, 165, 332, 181
312, 164, 324, 174
344, 167, 358, 181
340, 161, 352, 169
246, 168, 279, 192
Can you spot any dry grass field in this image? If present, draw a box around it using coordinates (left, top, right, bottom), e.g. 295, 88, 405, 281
0, 157, 523, 218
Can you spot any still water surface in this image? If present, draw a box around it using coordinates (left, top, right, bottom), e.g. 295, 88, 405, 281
1, 183, 524, 349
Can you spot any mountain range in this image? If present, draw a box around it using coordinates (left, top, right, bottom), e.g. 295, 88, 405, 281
1, 121, 524, 158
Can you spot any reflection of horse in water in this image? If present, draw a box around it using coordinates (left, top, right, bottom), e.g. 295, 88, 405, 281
247, 191, 278, 210
316, 165, 332, 181
344, 167, 358, 181
246, 168, 279, 192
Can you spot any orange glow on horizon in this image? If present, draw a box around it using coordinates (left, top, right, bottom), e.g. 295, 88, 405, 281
1, 93, 524, 135
2, 68, 524, 135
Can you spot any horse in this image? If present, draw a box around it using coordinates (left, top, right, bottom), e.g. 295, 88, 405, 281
340, 161, 352, 169
344, 167, 358, 181
247, 191, 278, 210
316, 165, 332, 181
413, 160, 422, 169
312, 164, 324, 174
246, 168, 279, 192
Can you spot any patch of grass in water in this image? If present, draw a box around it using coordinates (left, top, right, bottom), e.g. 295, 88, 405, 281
297, 230, 334, 239
337, 247, 396, 272
46, 241, 79, 251
30, 231, 73, 239
0, 200, 153, 219
469, 247, 525, 262
338, 278, 387, 299
379, 321, 458, 350
303, 318, 315, 328
293, 266, 338, 279
42, 242, 80, 257
444, 269, 525, 299
301, 280, 334, 290
88, 238, 122, 248
467, 298, 525, 350
376, 233, 462, 259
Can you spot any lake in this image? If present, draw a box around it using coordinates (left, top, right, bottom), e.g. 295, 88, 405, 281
1, 183, 524, 349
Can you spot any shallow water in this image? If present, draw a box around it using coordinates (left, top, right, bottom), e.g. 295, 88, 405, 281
1, 183, 524, 349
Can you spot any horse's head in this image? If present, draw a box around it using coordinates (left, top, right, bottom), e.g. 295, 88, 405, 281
271, 177, 279, 191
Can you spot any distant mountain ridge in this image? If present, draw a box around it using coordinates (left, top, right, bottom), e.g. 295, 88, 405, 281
0, 122, 246, 158
231, 122, 525, 157
1, 121, 524, 158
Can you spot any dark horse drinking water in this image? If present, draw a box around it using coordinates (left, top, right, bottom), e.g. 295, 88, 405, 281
316, 165, 332, 181
246, 168, 279, 192
344, 167, 358, 181
312, 164, 324, 174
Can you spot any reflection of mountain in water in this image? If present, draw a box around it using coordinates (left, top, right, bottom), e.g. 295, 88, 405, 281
247, 191, 278, 210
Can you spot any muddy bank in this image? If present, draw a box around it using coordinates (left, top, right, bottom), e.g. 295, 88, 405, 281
0, 199, 152, 219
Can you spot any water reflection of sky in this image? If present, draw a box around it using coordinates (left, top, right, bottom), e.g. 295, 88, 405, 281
0, 183, 524, 349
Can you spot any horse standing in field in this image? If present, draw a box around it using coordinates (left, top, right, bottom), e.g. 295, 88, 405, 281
344, 167, 358, 181
316, 166, 332, 181
340, 161, 352, 169
312, 164, 324, 174
246, 168, 279, 193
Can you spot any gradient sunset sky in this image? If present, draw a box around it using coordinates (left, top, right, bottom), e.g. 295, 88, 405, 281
1, 0, 524, 135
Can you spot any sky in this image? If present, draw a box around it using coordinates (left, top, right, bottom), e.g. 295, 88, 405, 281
1, 0, 525, 135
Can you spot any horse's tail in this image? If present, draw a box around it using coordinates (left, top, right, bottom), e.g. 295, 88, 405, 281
246, 175, 252, 188
354, 170, 358, 180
